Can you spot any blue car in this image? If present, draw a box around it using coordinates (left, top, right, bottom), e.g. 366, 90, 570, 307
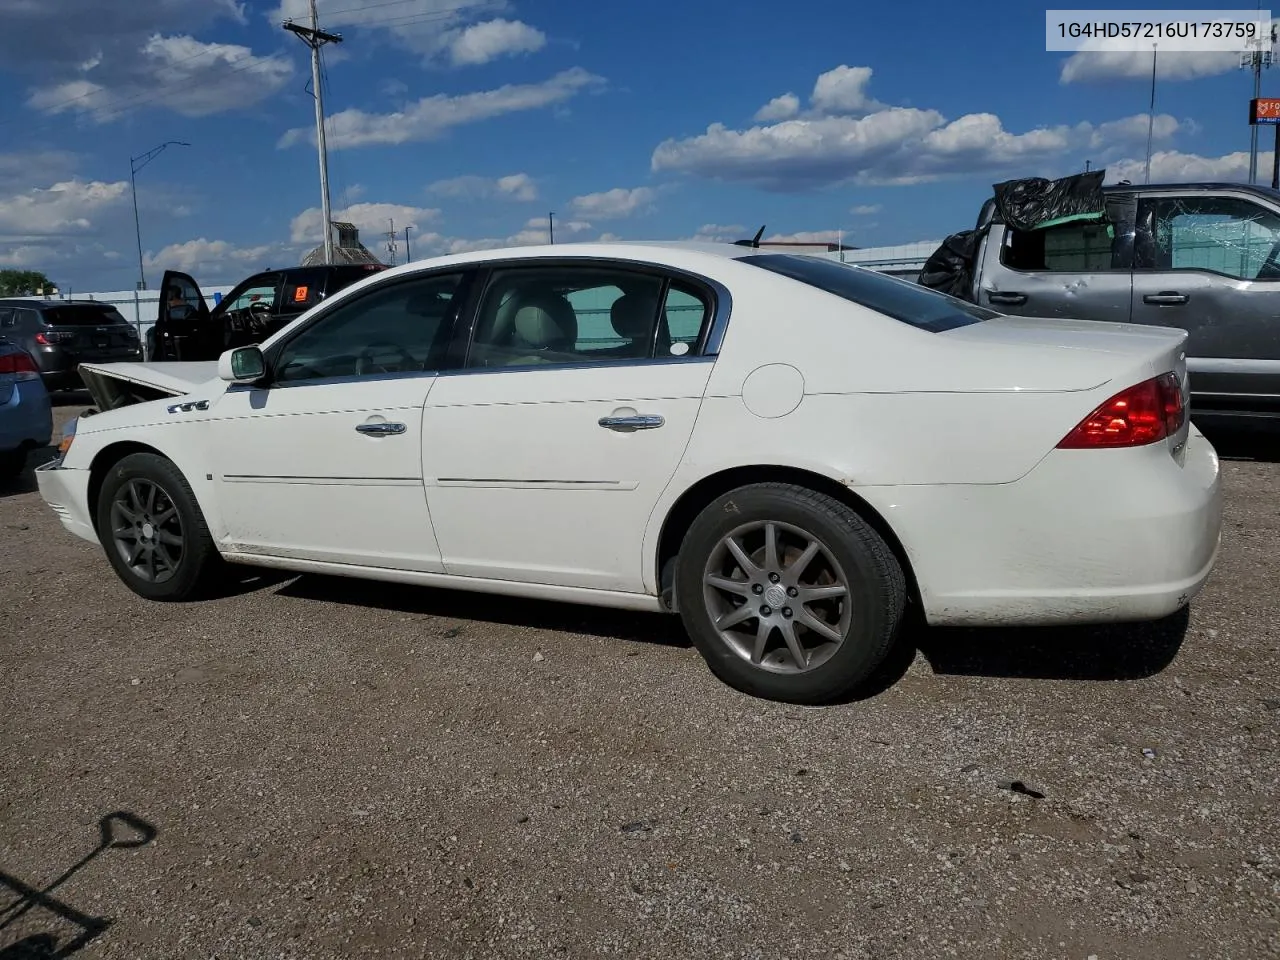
0, 339, 53, 483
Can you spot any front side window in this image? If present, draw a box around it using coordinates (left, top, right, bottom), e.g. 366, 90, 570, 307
1000, 220, 1118, 272
0, 308, 14, 328
273, 272, 469, 384
466, 266, 679, 368
1137, 195, 1280, 280
225, 280, 279, 314
741, 254, 993, 332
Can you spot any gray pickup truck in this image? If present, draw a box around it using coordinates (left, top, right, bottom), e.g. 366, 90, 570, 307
921, 176, 1280, 426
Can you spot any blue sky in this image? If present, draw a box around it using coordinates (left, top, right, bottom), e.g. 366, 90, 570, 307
0, 0, 1270, 290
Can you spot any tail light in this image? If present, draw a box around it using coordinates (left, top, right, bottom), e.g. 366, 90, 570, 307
1057, 373, 1185, 449
34, 331, 73, 345
0, 349, 40, 381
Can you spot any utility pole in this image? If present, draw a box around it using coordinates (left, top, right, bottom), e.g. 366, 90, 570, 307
129, 140, 189, 291
404, 226, 412, 262
1143, 44, 1157, 185
284, 2, 343, 264
1241, 25, 1277, 184
548, 211, 555, 245
385, 218, 398, 266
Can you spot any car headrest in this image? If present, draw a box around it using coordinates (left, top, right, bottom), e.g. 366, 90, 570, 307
610, 293, 657, 341
512, 294, 576, 350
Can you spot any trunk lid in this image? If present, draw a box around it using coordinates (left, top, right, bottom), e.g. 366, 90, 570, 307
941, 315, 1188, 393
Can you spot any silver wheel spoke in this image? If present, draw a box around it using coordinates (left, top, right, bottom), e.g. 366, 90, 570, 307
779, 621, 808, 669
799, 583, 848, 602
724, 536, 760, 576
785, 541, 821, 583
153, 506, 178, 526
763, 522, 780, 572
705, 574, 753, 597
127, 482, 144, 514
114, 503, 139, 524
155, 529, 182, 547
798, 610, 842, 643
146, 547, 158, 580
751, 619, 771, 664
126, 541, 144, 565
702, 518, 852, 677
715, 603, 757, 630
155, 543, 177, 574
144, 483, 158, 514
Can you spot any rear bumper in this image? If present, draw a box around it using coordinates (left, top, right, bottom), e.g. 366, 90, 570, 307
866, 427, 1223, 627
35, 461, 97, 545
0, 378, 53, 452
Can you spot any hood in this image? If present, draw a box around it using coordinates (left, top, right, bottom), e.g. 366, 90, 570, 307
79, 361, 220, 411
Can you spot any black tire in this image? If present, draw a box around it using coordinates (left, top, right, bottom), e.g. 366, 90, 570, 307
674, 482, 906, 704
94, 452, 224, 601
0, 449, 26, 485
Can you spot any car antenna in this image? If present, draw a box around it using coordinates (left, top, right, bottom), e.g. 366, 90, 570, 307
733, 225, 766, 248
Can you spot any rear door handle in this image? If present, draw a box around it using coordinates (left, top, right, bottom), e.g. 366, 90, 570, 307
355, 421, 406, 436
1143, 292, 1189, 305
986, 291, 1027, 306
598, 414, 664, 432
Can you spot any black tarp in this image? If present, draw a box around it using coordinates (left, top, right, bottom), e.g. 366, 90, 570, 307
916, 229, 978, 299
991, 170, 1107, 233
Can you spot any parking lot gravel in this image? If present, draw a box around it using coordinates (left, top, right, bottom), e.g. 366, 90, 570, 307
2, 397, 1278, 960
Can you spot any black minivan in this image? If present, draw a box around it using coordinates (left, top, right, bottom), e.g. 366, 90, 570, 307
0, 299, 144, 392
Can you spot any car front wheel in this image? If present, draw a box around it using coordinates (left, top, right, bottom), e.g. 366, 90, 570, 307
95, 452, 224, 601
675, 482, 906, 704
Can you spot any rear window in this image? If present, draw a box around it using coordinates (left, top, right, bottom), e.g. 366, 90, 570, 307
42, 304, 129, 326
740, 254, 995, 332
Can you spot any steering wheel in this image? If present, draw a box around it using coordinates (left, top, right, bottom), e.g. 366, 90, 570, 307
355, 340, 417, 375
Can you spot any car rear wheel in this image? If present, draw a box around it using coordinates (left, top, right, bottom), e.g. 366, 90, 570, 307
675, 482, 906, 704
95, 452, 224, 601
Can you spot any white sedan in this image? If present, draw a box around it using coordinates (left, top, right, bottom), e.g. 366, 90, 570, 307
37, 242, 1223, 703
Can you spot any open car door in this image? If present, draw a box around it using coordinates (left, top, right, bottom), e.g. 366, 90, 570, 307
154, 270, 213, 361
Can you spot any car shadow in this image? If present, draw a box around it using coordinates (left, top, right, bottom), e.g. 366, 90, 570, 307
275, 574, 693, 649
1197, 422, 1280, 463
0, 446, 57, 500
275, 575, 1191, 695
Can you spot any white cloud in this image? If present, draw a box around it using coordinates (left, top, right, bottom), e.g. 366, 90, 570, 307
290, 202, 441, 244
1060, 49, 1239, 84
754, 93, 800, 122
850, 204, 881, 215
280, 68, 605, 149
686, 223, 746, 242
568, 186, 657, 219
427, 172, 539, 201
25, 34, 293, 122
653, 64, 1186, 190
764, 230, 841, 245
0, 244, 61, 269
809, 65, 883, 117
0, 179, 130, 237
448, 19, 546, 66
143, 238, 282, 279
0, 151, 78, 191
1105, 150, 1266, 184
271, 1, 547, 68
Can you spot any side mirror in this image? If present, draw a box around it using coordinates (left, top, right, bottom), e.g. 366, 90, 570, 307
218, 345, 265, 383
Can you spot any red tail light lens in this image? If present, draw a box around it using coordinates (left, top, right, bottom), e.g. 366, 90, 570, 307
1057, 373, 1185, 449
33, 331, 72, 345
0, 350, 40, 379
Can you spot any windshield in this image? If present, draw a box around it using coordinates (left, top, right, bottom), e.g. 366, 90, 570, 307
740, 254, 995, 333
42, 305, 129, 326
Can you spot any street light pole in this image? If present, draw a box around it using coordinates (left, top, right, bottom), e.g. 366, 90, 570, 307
130, 140, 190, 291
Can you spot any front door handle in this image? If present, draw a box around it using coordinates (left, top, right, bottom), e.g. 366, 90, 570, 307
1143, 292, 1189, 306
355, 421, 407, 436
598, 414, 665, 432
986, 291, 1028, 306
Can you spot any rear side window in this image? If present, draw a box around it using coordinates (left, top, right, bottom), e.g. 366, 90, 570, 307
41, 305, 129, 325
740, 254, 993, 332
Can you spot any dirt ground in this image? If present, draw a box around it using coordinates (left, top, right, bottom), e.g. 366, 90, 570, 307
2, 396, 1278, 960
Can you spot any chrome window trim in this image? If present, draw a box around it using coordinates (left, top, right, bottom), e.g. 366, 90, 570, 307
435, 354, 715, 379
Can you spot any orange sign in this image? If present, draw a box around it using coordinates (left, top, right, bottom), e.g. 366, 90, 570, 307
1250, 98, 1280, 124
293, 285, 310, 302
